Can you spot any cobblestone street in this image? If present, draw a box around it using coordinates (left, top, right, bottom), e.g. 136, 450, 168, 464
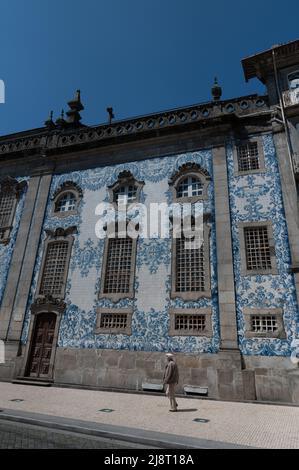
0, 419, 147, 449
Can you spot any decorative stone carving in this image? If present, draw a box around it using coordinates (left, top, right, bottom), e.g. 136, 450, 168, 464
52, 181, 83, 201
31, 295, 67, 315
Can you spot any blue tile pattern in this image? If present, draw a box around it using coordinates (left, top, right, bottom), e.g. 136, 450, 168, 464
227, 134, 299, 356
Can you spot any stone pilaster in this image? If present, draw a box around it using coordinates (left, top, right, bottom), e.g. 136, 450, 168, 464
8, 173, 52, 342
0, 173, 52, 342
272, 128, 299, 303
212, 144, 239, 350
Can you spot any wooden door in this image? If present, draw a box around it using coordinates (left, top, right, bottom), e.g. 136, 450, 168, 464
27, 313, 56, 378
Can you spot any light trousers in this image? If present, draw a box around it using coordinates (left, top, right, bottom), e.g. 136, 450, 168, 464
166, 383, 178, 410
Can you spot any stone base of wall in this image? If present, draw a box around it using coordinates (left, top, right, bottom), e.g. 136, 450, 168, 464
53, 347, 298, 403
0, 340, 23, 381
53, 347, 249, 401
1, 345, 299, 404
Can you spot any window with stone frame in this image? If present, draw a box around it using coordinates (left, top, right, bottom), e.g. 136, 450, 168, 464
55, 192, 77, 213
177, 176, 203, 198
39, 241, 69, 296
52, 182, 82, 218
108, 171, 144, 207
244, 226, 271, 271
100, 233, 136, 301
169, 308, 212, 336
170, 163, 210, 203
171, 220, 211, 301
36, 227, 76, 299
243, 308, 286, 339
0, 177, 27, 243
237, 142, 260, 172
239, 221, 277, 276
95, 308, 133, 335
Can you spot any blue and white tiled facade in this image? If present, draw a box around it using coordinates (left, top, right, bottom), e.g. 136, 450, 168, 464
21, 150, 220, 354
0, 177, 29, 306
19, 135, 299, 358
227, 134, 299, 356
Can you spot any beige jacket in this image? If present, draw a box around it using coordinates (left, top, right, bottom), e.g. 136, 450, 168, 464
163, 360, 179, 385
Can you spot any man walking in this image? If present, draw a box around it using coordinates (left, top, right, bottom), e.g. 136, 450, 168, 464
163, 353, 179, 412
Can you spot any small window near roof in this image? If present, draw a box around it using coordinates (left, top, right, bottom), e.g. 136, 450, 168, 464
177, 176, 203, 198
55, 192, 76, 213
113, 184, 137, 204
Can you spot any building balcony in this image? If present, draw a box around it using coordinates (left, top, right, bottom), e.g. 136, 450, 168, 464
283, 89, 299, 116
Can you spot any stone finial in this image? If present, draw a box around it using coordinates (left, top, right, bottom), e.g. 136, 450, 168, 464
107, 107, 115, 125
211, 77, 222, 101
56, 109, 66, 127
66, 90, 84, 125
45, 110, 55, 129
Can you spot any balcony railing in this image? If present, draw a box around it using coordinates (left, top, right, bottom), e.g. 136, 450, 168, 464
283, 89, 299, 107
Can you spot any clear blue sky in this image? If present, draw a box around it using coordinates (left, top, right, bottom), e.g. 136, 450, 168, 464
1, 0, 299, 136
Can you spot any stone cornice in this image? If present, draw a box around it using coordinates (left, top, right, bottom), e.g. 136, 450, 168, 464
0, 94, 270, 160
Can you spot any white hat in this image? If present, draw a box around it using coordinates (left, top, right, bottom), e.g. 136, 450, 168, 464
166, 353, 174, 357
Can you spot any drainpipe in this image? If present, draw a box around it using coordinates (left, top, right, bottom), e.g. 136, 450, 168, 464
272, 47, 297, 179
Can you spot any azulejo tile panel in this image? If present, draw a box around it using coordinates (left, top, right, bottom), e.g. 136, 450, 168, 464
21, 151, 220, 353
0, 177, 30, 307
227, 134, 299, 356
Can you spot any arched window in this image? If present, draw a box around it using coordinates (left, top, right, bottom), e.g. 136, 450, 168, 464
108, 171, 144, 206
52, 182, 82, 218
55, 192, 77, 213
170, 163, 210, 202
177, 176, 203, 199
169, 163, 211, 300
113, 184, 138, 204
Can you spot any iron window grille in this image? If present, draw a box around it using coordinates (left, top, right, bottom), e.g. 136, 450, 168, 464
103, 237, 133, 294
244, 226, 272, 271
100, 312, 128, 329
0, 190, 15, 240
237, 142, 259, 172
251, 315, 278, 333
175, 236, 205, 293
39, 241, 69, 296
175, 314, 206, 332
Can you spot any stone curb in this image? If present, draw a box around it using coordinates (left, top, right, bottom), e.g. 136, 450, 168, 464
0, 409, 253, 449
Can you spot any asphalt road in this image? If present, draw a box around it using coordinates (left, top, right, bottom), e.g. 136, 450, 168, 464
0, 419, 153, 449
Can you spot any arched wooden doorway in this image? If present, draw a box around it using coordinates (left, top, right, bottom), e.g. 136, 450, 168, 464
26, 312, 56, 378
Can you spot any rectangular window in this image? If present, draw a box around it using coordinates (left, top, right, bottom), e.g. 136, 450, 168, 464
95, 308, 133, 335
244, 226, 272, 271
175, 314, 206, 332
243, 308, 285, 339
100, 312, 128, 330
39, 241, 69, 296
237, 142, 259, 172
104, 237, 133, 294
0, 191, 14, 228
251, 315, 278, 333
175, 237, 205, 292
169, 308, 212, 336
0, 191, 15, 240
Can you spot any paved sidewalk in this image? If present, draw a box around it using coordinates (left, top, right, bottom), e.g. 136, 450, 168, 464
0, 382, 298, 449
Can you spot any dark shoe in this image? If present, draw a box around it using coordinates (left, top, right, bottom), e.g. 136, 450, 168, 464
169, 409, 177, 412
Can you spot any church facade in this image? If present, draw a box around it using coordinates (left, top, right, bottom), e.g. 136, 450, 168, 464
1, 40, 299, 403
